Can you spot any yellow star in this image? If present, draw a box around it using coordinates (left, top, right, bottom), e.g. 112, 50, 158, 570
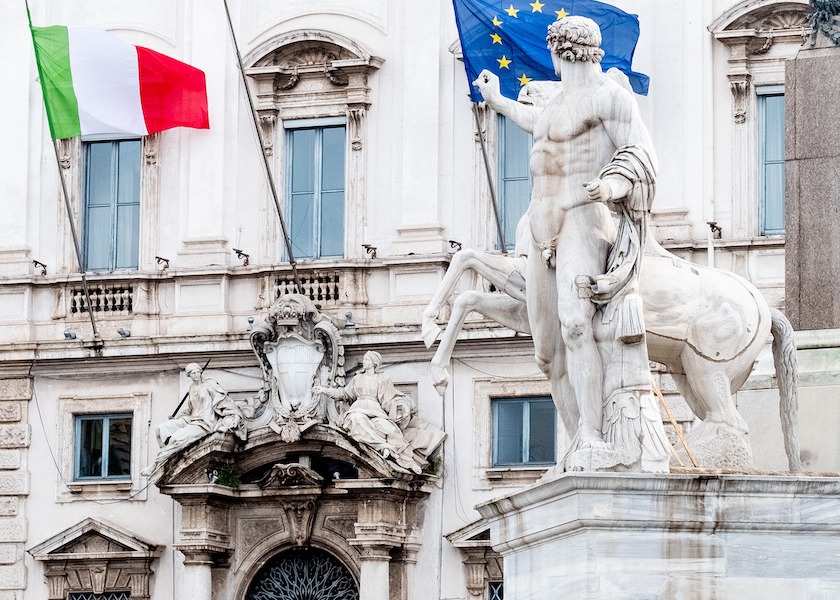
555, 8, 568, 19
490, 33, 503, 45
497, 55, 512, 69
530, 0, 544, 11
492, 15, 503, 27
517, 73, 533, 86
505, 4, 519, 18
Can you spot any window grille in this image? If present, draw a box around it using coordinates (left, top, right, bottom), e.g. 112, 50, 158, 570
68, 592, 131, 600
245, 547, 358, 600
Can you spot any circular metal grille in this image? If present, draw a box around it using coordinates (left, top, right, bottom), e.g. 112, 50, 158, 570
245, 547, 359, 600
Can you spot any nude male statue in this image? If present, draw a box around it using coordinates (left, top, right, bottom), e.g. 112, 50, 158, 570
473, 16, 658, 451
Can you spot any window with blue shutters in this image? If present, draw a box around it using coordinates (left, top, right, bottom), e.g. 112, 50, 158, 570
82, 140, 141, 271
757, 88, 785, 235
74, 414, 132, 481
491, 396, 555, 467
286, 119, 346, 259
497, 116, 532, 251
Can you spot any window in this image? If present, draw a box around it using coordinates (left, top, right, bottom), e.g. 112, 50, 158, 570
488, 581, 504, 600
497, 116, 532, 251
82, 139, 141, 271
69, 593, 131, 600
286, 120, 346, 259
758, 88, 785, 235
74, 414, 132, 480
491, 396, 555, 466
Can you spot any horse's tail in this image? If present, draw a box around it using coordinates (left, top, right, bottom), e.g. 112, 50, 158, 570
770, 308, 802, 472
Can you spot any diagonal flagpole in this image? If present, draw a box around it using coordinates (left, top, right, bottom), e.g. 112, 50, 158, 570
221, 0, 303, 295
25, 0, 102, 347
472, 103, 507, 253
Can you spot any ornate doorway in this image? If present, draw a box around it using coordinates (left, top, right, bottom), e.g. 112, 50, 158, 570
245, 547, 359, 600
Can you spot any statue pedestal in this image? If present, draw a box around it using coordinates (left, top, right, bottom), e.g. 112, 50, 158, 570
476, 472, 840, 599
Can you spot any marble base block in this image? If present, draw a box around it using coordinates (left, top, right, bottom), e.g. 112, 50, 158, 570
477, 472, 840, 599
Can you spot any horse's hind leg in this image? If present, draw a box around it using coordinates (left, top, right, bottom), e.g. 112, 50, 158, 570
679, 350, 753, 469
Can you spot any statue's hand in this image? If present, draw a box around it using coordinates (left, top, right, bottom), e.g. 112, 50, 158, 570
472, 69, 501, 103
584, 178, 613, 203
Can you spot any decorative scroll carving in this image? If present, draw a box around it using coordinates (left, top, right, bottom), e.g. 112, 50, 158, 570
256, 462, 324, 489
348, 107, 365, 151
258, 112, 278, 156
728, 74, 751, 124
58, 138, 72, 169
143, 133, 159, 165
281, 499, 318, 546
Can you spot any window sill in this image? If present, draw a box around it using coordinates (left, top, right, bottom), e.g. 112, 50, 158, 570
61, 480, 137, 502
484, 466, 552, 487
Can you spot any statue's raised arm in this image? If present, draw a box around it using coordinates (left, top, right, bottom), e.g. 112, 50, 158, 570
472, 69, 540, 134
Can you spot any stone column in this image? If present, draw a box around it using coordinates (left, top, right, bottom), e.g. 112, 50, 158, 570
356, 545, 392, 600
180, 549, 214, 600
0, 377, 31, 599
785, 36, 840, 329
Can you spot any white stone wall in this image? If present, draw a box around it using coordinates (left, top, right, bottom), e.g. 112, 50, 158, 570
0, 0, 832, 598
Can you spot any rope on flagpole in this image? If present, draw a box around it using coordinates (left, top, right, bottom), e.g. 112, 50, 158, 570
221, 0, 303, 296
472, 103, 507, 253
26, 0, 103, 347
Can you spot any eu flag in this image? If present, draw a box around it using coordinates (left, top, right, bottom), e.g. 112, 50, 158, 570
452, 0, 649, 101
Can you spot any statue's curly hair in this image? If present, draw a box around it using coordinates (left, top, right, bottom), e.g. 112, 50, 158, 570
546, 16, 605, 63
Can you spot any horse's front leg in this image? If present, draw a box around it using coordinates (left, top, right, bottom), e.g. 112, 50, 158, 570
422, 250, 480, 347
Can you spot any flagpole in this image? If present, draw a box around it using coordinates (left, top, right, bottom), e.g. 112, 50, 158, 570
472, 103, 507, 252
221, 0, 303, 295
50, 141, 102, 345
26, 0, 102, 345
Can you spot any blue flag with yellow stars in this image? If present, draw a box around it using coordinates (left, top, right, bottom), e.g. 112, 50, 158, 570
452, 0, 649, 101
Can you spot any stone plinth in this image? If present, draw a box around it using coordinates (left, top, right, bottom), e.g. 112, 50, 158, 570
785, 40, 840, 330
477, 472, 840, 599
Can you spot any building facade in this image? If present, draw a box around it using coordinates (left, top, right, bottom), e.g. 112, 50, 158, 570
0, 0, 837, 598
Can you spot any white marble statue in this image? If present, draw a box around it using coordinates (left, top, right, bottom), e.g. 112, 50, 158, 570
142, 363, 247, 477
426, 15, 801, 472
315, 351, 445, 474
472, 16, 669, 471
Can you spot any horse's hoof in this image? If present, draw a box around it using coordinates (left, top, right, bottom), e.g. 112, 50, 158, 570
431, 365, 450, 396
421, 320, 443, 348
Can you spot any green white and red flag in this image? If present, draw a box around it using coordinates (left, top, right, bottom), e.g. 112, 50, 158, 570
30, 24, 209, 140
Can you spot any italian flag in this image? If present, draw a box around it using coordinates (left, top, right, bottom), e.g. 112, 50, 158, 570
30, 25, 209, 140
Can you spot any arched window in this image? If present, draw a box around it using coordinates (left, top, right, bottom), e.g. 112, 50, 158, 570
245, 547, 359, 600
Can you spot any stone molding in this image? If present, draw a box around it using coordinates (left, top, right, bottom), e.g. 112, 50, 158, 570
709, 0, 810, 238
244, 29, 382, 262
471, 377, 556, 490
478, 472, 840, 597
55, 134, 161, 274
30, 518, 160, 600
56, 392, 151, 502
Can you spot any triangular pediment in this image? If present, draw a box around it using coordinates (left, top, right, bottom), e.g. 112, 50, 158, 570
446, 518, 492, 548
30, 518, 159, 560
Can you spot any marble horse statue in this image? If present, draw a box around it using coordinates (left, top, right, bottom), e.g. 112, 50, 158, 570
422, 214, 801, 472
